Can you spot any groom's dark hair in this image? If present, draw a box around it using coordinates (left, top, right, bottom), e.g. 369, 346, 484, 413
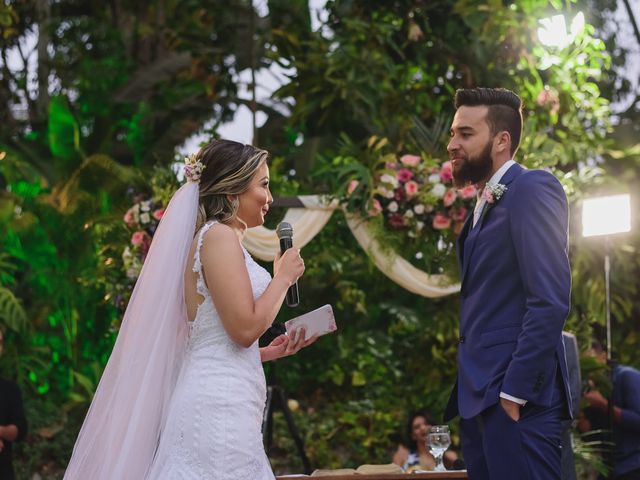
454, 87, 523, 156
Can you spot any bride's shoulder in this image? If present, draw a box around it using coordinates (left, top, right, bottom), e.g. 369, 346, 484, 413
199, 223, 243, 258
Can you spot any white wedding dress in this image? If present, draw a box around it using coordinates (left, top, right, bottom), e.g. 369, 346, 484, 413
148, 221, 275, 479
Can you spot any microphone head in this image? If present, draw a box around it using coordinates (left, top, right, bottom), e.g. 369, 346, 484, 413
276, 222, 293, 239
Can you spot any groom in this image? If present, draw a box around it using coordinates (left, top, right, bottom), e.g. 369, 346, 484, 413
443, 87, 572, 479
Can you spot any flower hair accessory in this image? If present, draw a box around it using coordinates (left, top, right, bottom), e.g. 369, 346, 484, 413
482, 183, 508, 204
184, 153, 205, 183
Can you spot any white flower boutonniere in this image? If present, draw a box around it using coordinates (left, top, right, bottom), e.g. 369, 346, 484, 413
482, 183, 508, 204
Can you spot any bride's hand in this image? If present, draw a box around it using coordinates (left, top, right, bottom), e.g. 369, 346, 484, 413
260, 328, 318, 362
273, 248, 305, 286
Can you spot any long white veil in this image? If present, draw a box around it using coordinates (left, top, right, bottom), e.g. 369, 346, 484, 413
64, 182, 198, 479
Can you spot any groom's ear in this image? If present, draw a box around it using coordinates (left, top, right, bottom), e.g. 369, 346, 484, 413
494, 131, 511, 154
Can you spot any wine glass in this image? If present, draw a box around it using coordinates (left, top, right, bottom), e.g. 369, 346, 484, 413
427, 425, 451, 472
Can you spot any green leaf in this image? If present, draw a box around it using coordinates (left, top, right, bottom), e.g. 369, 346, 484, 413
48, 95, 81, 161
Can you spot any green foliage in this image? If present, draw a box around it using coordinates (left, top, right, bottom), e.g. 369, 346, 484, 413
0, 0, 639, 476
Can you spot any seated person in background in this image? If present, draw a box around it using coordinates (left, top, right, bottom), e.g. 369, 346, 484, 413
578, 340, 640, 480
392, 408, 459, 472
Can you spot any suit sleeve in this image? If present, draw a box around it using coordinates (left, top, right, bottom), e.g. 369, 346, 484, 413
502, 170, 572, 403
619, 369, 640, 432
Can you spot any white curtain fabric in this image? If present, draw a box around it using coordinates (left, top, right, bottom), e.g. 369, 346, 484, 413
242, 195, 460, 298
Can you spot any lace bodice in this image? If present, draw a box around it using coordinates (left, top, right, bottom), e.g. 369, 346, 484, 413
147, 220, 275, 480
187, 220, 271, 352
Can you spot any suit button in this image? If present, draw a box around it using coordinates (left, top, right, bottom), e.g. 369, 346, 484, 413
459, 336, 466, 343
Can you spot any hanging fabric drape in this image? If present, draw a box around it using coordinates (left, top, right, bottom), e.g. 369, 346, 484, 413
242, 196, 339, 260
242, 195, 460, 298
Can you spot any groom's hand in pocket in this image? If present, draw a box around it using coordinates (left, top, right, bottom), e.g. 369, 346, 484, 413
500, 397, 521, 422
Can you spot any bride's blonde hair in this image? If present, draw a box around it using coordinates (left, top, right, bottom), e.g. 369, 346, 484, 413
193, 140, 269, 232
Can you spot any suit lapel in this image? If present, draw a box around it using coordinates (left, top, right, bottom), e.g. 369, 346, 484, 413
459, 163, 524, 288
456, 212, 473, 271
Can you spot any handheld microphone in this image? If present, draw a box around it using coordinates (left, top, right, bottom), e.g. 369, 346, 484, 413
276, 222, 300, 308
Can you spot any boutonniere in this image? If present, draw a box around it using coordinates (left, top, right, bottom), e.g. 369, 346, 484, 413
482, 183, 508, 204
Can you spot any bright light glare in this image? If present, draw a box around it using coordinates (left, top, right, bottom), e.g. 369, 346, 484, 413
582, 194, 631, 237
538, 12, 585, 48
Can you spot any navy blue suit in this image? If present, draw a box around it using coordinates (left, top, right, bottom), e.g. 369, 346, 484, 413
444, 163, 572, 479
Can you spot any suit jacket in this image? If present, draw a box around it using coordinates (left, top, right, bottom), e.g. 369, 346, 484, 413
444, 163, 572, 421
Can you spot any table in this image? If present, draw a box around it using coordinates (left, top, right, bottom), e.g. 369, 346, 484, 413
277, 472, 468, 479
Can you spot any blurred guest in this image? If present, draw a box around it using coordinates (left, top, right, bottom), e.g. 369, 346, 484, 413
0, 326, 28, 480
578, 340, 640, 480
392, 409, 459, 472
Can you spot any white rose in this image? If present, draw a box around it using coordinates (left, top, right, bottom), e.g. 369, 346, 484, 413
404, 209, 414, 218
431, 184, 446, 198
428, 173, 441, 184
380, 174, 399, 187
140, 201, 151, 212
414, 204, 425, 214
416, 221, 425, 230
140, 212, 151, 224
387, 201, 398, 213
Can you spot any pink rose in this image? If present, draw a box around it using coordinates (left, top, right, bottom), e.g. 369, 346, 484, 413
404, 180, 419, 197
432, 213, 451, 230
347, 180, 359, 196
443, 188, 457, 207
152, 208, 165, 221
439, 161, 453, 183
397, 168, 414, 183
368, 199, 382, 216
460, 185, 477, 200
400, 154, 421, 167
483, 188, 495, 204
131, 231, 147, 246
451, 207, 468, 222
123, 208, 135, 226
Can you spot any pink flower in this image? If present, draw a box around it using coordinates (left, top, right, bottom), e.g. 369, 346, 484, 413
400, 154, 421, 167
131, 231, 147, 246
460, 185, 477, 200
153, 208, 165, 221
439, 161, 453, 183
443, 188, 457, 207
404, 180, 419, 197
385, 161, 398, 169
123, 208, 135, 226
347, 180, 359, 196
451, 207, 468, 222
397, 168, 414, 183
537, 86, 560, 114
432, 213, 451, 230
482, 188, 495, 204
368, 199, 382, 216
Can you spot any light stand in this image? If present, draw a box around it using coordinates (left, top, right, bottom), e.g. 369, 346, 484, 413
582, 194, 631, 478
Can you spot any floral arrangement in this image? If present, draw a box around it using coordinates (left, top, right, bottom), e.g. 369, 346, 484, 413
121, 199, 166, 280
339, 139, 478, 276
93, 165, 180, 315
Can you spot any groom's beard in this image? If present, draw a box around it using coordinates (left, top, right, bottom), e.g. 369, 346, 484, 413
452, 140, 494, 189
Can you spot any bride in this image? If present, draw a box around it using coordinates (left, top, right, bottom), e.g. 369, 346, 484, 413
65, 140, 315, 479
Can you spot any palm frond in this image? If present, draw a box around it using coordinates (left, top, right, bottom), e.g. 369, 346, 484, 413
0, 287, 27, 332
46, 154, 138, 214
